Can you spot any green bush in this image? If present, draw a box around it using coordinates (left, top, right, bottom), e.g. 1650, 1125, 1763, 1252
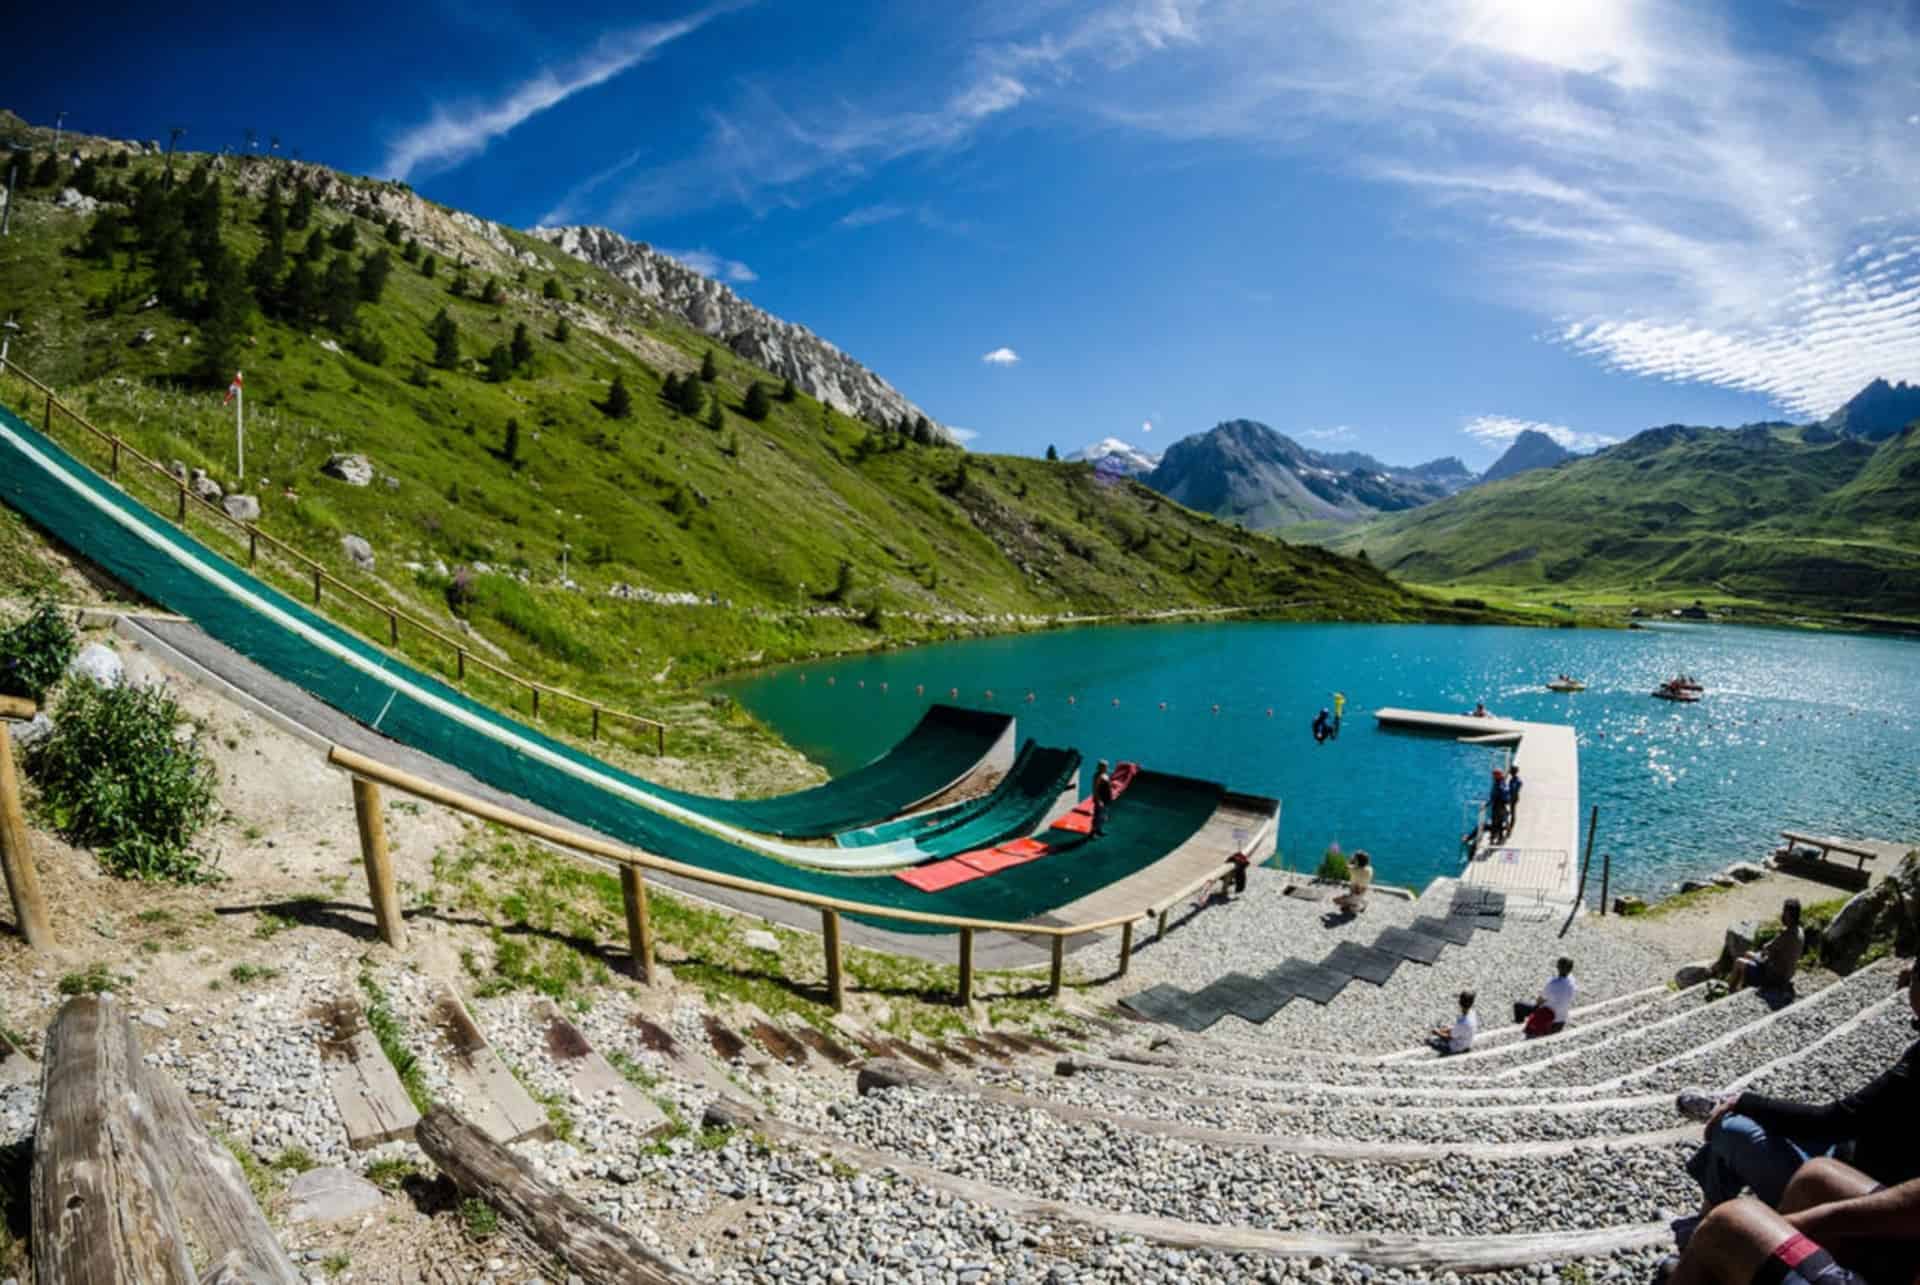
0, 599, 78, 701
26, 679, 221, 882
1316, 846, 1350, 882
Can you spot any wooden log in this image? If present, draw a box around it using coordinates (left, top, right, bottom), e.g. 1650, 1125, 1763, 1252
415, 1105, 687, 1285
350, 777, 406, 948
822, 908, 844, 1011
620, 865, 654, 982
32, 997, 199, 1284
0, 696, 34, 719
136, 1061, 303, 1284
0, 721, 52, 949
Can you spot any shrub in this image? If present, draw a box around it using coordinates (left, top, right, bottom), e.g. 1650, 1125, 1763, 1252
0, 599, 78, 701
743, 382, 772, 422
26, 678, 220, 882
1315, 845, 1349, 882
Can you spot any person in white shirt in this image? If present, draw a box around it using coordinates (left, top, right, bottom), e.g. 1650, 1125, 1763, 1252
1333, 851, 1373, 916
1430, 990, 1478, 1054
1513, 957, 1577, 1036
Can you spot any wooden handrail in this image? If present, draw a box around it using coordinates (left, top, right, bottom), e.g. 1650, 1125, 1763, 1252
0, 356, 666, 747
0, 696, 36, 720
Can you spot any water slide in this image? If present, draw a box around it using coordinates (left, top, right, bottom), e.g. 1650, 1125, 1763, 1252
0, 407, 1225, 928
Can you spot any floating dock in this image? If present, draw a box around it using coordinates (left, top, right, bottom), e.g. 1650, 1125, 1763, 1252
1373, 708, 1582, 904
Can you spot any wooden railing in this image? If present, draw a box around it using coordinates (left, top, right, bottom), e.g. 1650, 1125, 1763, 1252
0, 356, 667, 753
331, 744, 1262, 1010
0, 695, 51, 949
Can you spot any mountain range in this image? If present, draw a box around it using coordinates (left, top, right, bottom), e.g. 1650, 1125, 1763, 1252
1067, 437, 1160, 476
1480, 429, 1573, 484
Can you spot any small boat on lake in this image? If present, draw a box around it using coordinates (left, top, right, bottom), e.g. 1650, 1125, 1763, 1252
1546, 676, 1587, 692
1653, 679, 1702, 703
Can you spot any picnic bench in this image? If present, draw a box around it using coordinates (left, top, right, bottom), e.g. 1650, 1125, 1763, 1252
1777, 831, 1879, 890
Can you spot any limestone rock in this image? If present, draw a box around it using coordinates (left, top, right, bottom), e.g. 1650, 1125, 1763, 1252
54, 187, 100, 215
67, 642, 124, 689
1674, 964, 1712, 989
1722, 862, 1768, 884
1612, 894, 1646, 915
11, 713, 54, 749
189, 469, 223, 503
1716, 922, 1757, 974
340, 534, 375, 571
742, 929, 780, 953
532, 224, 952, 441
1822, 884, 1891, 975
167, 459, 189, 483
286, 1168, 384, 1223
222, 494, 261, 523
1679, 878, 1715, 894
320, 453, 373, 486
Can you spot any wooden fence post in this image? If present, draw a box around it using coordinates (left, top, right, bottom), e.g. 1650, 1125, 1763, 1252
1047, 934, 1065, 997
957, 926, 975, 1006
1117, 920, 1133, 977
619, 865, 654, 982
530, 686, 540, 719
110, 439, 121, 477
350, 778, 406, 948
590, 707, 600, 741
656, 723, 665, 756
387, 611, 399, 646
175, 483, 187, 525
456, 648, 467, 681
822, 908, 844, 1011
311, 567, 322, 604
247, 529, 258, 566
1156, 908, 1169, 939
43, 390, 52, 431
0, 720, 52, 950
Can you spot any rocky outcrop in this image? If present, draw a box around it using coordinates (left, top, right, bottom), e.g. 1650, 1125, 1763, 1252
321, 453, 373, 487
222, 494, 261, 523
532, 225, 952, 441
340, 535, 375, 571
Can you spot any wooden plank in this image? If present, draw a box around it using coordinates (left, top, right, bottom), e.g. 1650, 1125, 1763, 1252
136, 1061, 303, 1284
428, 987, 551, 1145
32, 996, 199, 1284
313, 997, 420, 1149
532, 1001, 669, 1138
0, 721, 53, 949
703, 1095, 1670, 1272
416, 1106, 687, 1285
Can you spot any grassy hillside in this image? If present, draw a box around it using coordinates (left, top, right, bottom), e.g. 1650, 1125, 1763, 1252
0, 133, 1516, 774
1318, 423, 1920, 617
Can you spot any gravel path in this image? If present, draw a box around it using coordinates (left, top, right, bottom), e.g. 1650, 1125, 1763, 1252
816, 1086, 1700, 1236
1095, 872, 1686, 1056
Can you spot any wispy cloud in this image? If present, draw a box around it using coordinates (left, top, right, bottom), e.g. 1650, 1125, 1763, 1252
838, 203, 907, 228
1140, 419, 1154, 434
1304, 425, 1355, 442
381, 6, 734, 181
946, 426, 980, 443
661, 248, 758, 284
1463, 415, 1616, 453
981, 347, 1021, 366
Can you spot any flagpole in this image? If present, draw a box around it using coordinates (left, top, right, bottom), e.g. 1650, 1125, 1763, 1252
235, 371, 244, 481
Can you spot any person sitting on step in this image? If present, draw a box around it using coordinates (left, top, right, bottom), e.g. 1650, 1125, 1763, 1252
1676, 964, 1920, 1212
1512, 956, 1576, 1037
1728, 899, 1805, 994
1657, 1158, 1920, 1285
1429, 990, 1477, 1055
1332, 850, 1373, 916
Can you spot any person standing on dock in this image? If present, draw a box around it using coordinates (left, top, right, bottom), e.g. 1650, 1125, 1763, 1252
1488, 769, 1509, 844
1091, 760, 1114, 837
1503, 765, 1523, 838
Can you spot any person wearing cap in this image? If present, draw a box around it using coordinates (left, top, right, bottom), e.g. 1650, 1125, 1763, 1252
1091, 760, 1114, 837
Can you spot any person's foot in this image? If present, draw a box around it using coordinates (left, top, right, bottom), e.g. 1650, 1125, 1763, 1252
1675, 1089, 1721, 1122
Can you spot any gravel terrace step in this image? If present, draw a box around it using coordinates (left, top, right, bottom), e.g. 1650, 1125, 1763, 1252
1738, 990, 1916, 1100
805, 1084, 1700, 1237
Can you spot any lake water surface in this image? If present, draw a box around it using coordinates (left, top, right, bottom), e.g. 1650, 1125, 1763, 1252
724, 621, 1920, 896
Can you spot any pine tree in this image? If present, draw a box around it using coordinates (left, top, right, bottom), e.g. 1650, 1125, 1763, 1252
780, 376, 797, 402
509, 321, 533, 368
195, 245, 251, 385
674, 373, 704, 416
913, 414, 931, 442
542, 276, 562, 300
150, 221, 193, 311
501, 417, 521, 464
914, 419, 935, 446
289, 183, 314, 231
246, 236, 287, 312
420, 253, 437, 279
1045, 444, 1059, 461
699, 349, 717, 381
71, 157, 100, 196
478, 276, 501, 305
430, 309, 461, 369
551, 316, 570, 343
662, 372, 682, 407
450, 268, 470, 298
383, 216, 403, 245
257, 183, 284, 231
401, 237, 420, 264
322, 254, 359, 332
605, 374, 633, 420
81, 208, 124, 262
358, 249, 391, 303
706, 399, 724, 433
300, 228, 328, 263
30, 154, 58, 188
743, 381, 772, 422
280, 260, 320, 326
485, 343, 512, 383
326, 220, 355, 252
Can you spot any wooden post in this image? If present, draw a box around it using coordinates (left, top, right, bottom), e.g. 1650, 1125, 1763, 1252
1156, 908, 1169, 939
110, 438, 121, 477
1600, 851, 1613, 919
351, 777, 406, 948
822, 908, 844, 1011
591, 706, 601, 741
0, 721, 52, 950
247, 529, 258, 566
33, 998, 199, 1284
387, 611, 399, 646
957, 927, 975, 1006
655, 723, 665, 756
414, 1105, 683, 1285
1118, 919, 1134, 977
43, 390, 52, 431
312, 567, 323, 604
456, 648, 467, 681
1047, 934, 1065, 997
530, 685, 540, 719
175, 483, 188, 525
619, 865, 654, 982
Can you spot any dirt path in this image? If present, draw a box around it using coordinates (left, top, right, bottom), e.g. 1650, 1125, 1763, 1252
1600, 867, 1861, 963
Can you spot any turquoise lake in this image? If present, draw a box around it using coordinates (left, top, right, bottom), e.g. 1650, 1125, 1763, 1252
723, 621, 1920, 897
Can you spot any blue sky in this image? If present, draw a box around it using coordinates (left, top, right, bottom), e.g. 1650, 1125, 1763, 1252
13, 1, 1920, 463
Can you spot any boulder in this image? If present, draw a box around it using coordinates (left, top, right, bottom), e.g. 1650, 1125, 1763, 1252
1722, 862, 1769, 884
67, 643, 124, 689
1612, 894, 1646, 915
1679, 878, 1715, 894
340, 535, 375, 571
1821, 884, 1891, 975
1674, 963, 1712, 989
11, 712, 54, 749
189, 469, 223, 503
742, 929, 780, 953
222, 494, 260, 523
320, 453, 373, 487
1716, 922, 1758, 975
54, 187, 100, 215
285, 1167, 384, 1223
167, 459, 189, 483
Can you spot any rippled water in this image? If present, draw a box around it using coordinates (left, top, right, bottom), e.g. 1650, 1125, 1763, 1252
723, 621, 1920, 896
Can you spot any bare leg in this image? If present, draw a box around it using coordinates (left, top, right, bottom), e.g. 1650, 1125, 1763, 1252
1779, 1158, 1877, 1216
1728, 959, 1748, 993
1669, 1200, 1799, 1285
